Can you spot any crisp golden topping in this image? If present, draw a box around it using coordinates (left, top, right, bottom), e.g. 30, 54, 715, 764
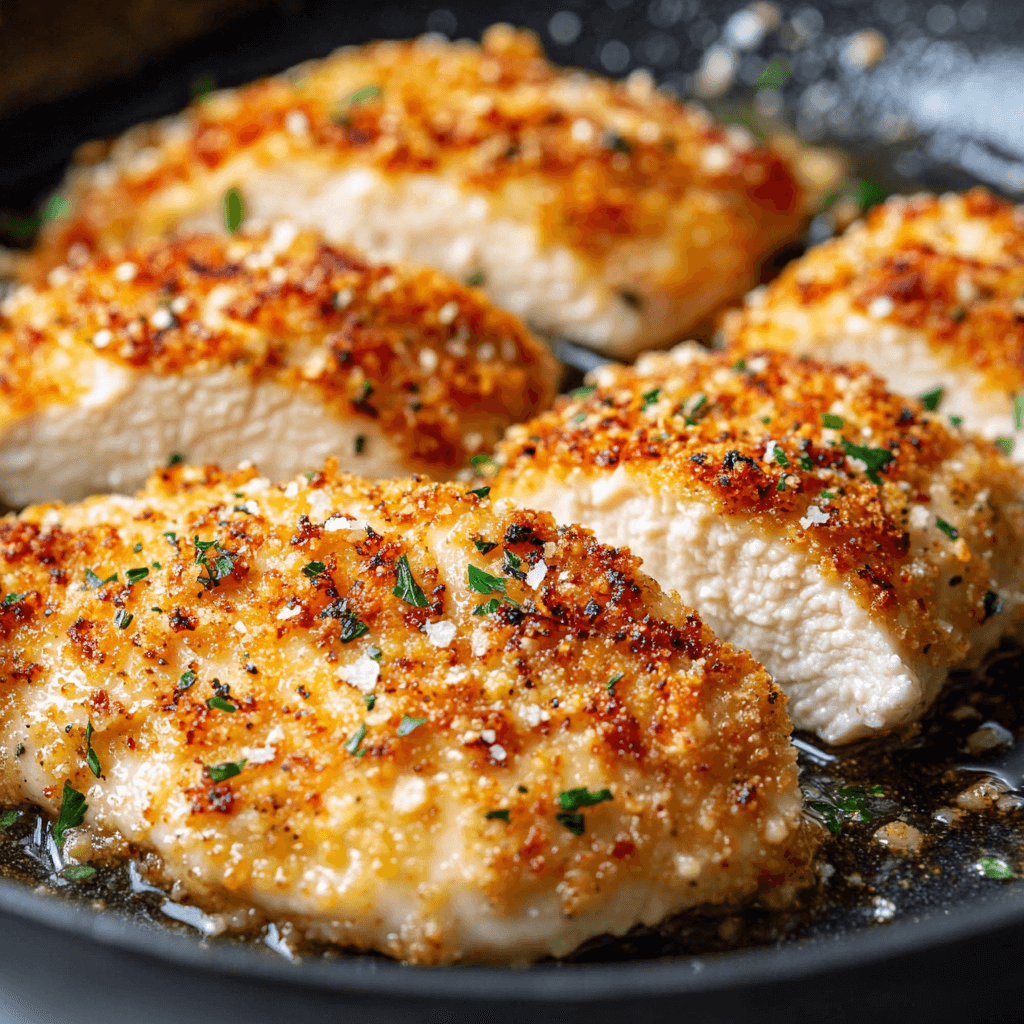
0, 462, 806, 962
727, 188, 1024, 396
30, 26, 808, 292
494, 346, 1024, 650
0, 230, 556, 473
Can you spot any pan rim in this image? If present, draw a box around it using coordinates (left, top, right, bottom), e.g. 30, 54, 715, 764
1, 875, 1022, 1000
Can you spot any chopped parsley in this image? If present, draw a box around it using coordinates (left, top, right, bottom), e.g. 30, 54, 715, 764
206, 696, 237, 713
840, 438, 895, 485
468, 486, 490, 499
936, 517, 959, 541
570, 385, 596, 400
302, 560, 327, 578
949, 415, 963, 427
469, 452, 497, 471
364, 694, 377, 711
346, 84, 383, 106
640, 388, 661, 412
167, 454, 184, 467
606, 672, 624, 693
467, 564, 507, 596
821, 413, 845, 429
61, 865, 97, 882
995, 436, 1015, 455
503, 549, 525, 580
53, 782, 87, 849
773, 448, 791, 468
978, 856, 1014, 879
920, 386, 944, 412
318, 599, 370, 642
558, 787, 613, 811
114, 609, 133, 630
368, 646, 382, 662
85, 721, 101, 778
798, 454, 813, 471
1, 593, 25, 607
179, 670, 196, 690
354, 435, 365, 454
206, 759, 246, 783
126, 567, 149, 584
485, 809, 510, 821
0, 811, 18, 828
344, 723, 367, 756
473, 538, 498, 554
466, 272, 486, 287
84, 568, 117, 589
223, 187, 244, 234
164, 531, 178, 545
809, 784, 884, 834
776, 476, 787, 492
133, 543, 143, 553
396, 715, 427, 737
820, 491, 838, 500
1016, 393, 1024, 431
472, 597, 502, 616
555, 812, 585, 835
392, 554, 429, 607
193, 536, 236, 590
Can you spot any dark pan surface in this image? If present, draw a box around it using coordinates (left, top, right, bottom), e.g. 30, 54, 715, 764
1, 0, 1024, 1014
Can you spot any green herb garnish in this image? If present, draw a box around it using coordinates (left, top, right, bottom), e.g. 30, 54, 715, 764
469, 452, 497, 471
920, 386, 944, 411
396, 715, 427, 737
466, 272, 486, 287
364, 694, 377, 711
114, 609, 133, 630
0, 810, 18, 828
773, 448, 791, 468
558, 787, 613, 811
936, 517, 959, 540
995, 436, 1015, 455
206, 759, 246, 783
840, 438, 895, 485
126, 567, 149, 584
392, 554, 428, 607
1016, 394, 1024, 431
555, 812, 585, 835
640, 388, 661, 412
570, 385, 596, 400
821, 413, 845, 429
53, 782, 87, 849
467, 564, 507, 596
472, 597, 502, 616
346, 84, 383, 106
468, 486, 490, 499
302, 560, 327, 578
756, 58, 790, 89
223, 187, 244, 234
2, 593, 25, 607
206, 696, 237, 713
193, 535, 236, 590
179, 670, 196, 690
978, 856, 1014, 879
62, 865, 97, 882
84, 568, 117, 589
167, 453, 184, 467
485, 809, 510, 821
344, 723, 367, 756
473, 538, 498, 554
318, 600, 370, 643
606, 672, 624, 693
85, 721, 101, 778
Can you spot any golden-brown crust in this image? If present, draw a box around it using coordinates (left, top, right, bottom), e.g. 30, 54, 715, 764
494, 347, 1023, 653
29, 26, 807, 290
727, 188, 1024, 396
0, 230, 557, 472
0, 462, 804, 962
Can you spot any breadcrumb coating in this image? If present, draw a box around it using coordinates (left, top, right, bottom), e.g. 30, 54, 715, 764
0, 228, 556, 478
0, 462, 808, 963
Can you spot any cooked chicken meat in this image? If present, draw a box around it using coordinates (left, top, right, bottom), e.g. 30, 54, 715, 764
494, 345, 1024, 744
0, 463, 809, 964
25, 26, 812, 358
0, 229, 556, 507
725, 189, 1024, 460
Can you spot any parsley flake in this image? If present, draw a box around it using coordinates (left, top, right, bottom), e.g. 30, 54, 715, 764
392, 554, 429, 607
570, 385, 596, 399
920, 386, 944, 411
1, 593, 25, 607
126, 567, 149, 584
485, 809, 510, 821
193, 535, 236, 590
53, 782, 87, 849
178, 670, 196, 690
114, 609, 133, 630
223, 187, 244, 234
318, 599, 370, 642
467, 564, 507, 596
0, 810, 19, 828
206, 696, 237, 713
85, 721, 101, 778
820, 491, 838, 500
606, 672, 624, 693
344, 723, 367, 756
84, 568, 117, 589
821, 413, 845, 429
995, 436, 1015, 455
368, 646, 382, 662
364, 694, 377, 711
798, 454, 813, 471
397, 715, 427, 737
840, 438, 896, 485
978, 856, 1014, 879
773, 448, 791, 468
936, 517, 959, 541
346, 84, 383, 106
206, 759, 246, 783
61, 865, 97, 882
466, 272, 486, 287
468, 486, 490, 499
472, 597, 502, 616
555, 812, 585, 835
640, 388, 661, 412
473, 538, 498, 554
1016, 394, 1024, 431
302, 560, 327, 578
167, 453, 184, 467
133, 543, 143, 553
558, 787, 613, 811
469, 452, 497, 472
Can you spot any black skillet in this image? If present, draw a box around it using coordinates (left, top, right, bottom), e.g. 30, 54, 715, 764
1, 2, 1024, 1021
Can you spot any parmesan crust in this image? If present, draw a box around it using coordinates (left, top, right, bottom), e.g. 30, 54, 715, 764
24, 26, 811, 356
725, 188, 1024, 457
0, 229, 556, 504
494, 345, 1024, 742
0, 462, 810, 964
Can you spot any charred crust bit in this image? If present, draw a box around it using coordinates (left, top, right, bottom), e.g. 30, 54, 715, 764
188, 781, 236, 815
168, 607, 198, 632
67, 618, 105, 662
290, 515, 321, 546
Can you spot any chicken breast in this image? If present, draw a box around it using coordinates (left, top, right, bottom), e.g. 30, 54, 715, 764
493, 345, 1024, 745
0, 228, 556, 507
24, 26, 812, 358
725, 188, 1024, 459
0, 462, 808, 964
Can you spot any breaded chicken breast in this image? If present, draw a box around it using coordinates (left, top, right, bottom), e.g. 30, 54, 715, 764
0, 462, 808, 964
0, 228, 556, 507
494, 345, 1024, 744
25, 26, 811, 358
725, 189, 1024, 458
